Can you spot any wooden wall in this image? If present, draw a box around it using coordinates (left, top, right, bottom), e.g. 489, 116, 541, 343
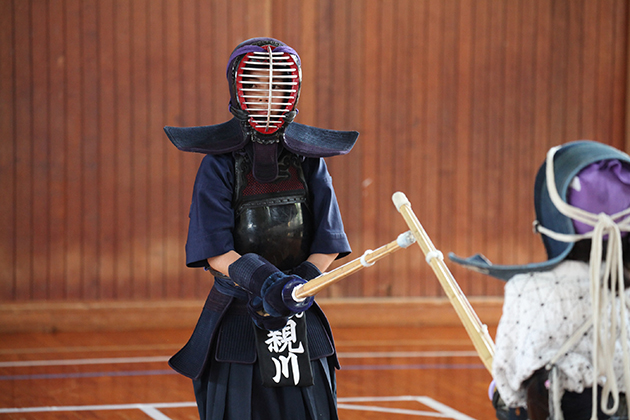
1, 0, 628, 303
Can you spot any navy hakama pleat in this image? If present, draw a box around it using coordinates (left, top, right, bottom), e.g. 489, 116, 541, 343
194, 357, 338, 420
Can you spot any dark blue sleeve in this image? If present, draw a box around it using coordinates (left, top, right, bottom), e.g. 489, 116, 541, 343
185, 154, 236, 267
304, 157, 352, 259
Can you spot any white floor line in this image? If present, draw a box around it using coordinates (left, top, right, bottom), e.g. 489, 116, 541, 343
337, 351, 479, 358
0, 402, 197, 414
337, 403, 450, 417
137, 405, 174, 420
338, 396, 477, 420
0, 397, 476, 419
0, 356, 170, 368
415, 396, 478, 420
0, 351, 476, 368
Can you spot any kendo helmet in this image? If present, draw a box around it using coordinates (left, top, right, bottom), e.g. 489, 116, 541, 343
533, 141, 630, 262
226, 37, 302, 137
164, 37, 358, 184
449, 140, 630, 280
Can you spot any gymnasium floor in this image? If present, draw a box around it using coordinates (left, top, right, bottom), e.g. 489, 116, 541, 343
0, 325, 496, 419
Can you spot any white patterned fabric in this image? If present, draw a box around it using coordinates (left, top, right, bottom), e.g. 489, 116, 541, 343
493, 260, 630, 408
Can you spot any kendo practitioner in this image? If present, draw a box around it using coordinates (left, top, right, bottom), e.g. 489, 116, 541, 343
450, 141, 630, 420
163, 37, 358, 420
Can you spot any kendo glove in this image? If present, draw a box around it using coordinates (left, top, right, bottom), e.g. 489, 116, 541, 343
290, 260, 323, 281
246, 296, 289, 331
228, 253, 314, 318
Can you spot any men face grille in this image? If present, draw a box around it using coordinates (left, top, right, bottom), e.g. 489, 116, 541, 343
236, 46, 300, 134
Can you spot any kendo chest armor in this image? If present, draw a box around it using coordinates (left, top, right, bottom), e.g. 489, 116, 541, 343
232, 150, 314, 271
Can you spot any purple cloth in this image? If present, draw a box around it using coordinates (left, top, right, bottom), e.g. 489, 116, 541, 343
225, 40, 301, 78
567, 159, 630, 234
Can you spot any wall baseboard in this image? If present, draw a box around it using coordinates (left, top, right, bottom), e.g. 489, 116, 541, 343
0, 297, 504, 333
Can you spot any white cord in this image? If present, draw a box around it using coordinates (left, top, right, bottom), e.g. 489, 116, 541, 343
550, 365, 564, 420
360, 250, 375, 267
425, 250, 443, 264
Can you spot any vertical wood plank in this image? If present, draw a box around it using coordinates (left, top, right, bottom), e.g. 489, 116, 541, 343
130, 0, 150, 299
343, 0, 366, 297
31, 0, 51, 300
81, 0, 100, 299
278, 0, 300, 47
408, 0, 429, 297
324, 0, 347, 298
14, 0, 34, 300
531, 0, 553, 273
315, 0, 333, 129
147, 0, 166, 299
595, 0, 614, 145
423, 0, 445, 297
391, 0, 413, 297
271, 0, 287, 41
164, 0, 183, 299
180, 0, 199, 299
469, 0, 490, 296
192, 0, 214, 297
516, 0, 541, 267
374, 0, 395, 297
197, 0, 214, 128
360, 0, 381, 298
212, 0, 230, 124
0, 0, 16, 300
229, 1, 245, 46
247, 0, 270, 38
437, 0, 458, 294
48, 0, 67, 300
610, 0, 627, 150
484, 0, 506, 297
296, 0, 316, 127
549, 0, 569, 146
499, 0, 521, 285
565, 0, 583, 142
115, 0, 133, 299
97, 0, 116, 300
64, 0, 84, 300
580, 0, 597, 138
452, 0, 474, 294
